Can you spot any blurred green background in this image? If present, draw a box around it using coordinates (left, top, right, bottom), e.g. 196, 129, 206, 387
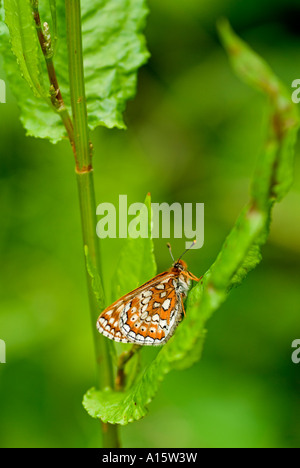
0, 0, 300, 448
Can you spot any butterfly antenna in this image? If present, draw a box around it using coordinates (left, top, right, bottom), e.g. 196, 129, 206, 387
177, 240, 196, 261
166, 243, 175, 262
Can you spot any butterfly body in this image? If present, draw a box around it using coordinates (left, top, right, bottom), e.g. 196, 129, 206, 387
97, 259, 199, 346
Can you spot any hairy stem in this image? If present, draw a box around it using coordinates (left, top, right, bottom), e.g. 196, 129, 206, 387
115, 345, 141, 391
31, 0, 76, 156
65, 0, 120, 448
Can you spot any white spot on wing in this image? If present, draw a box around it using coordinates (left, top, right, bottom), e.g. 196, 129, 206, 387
160, 319, 168, 330
136, 334, 145, 343
122, 324, 130, 334
123, 302, 131, 313
141, 297, 151, 305
130, 315, 138, 322
145, 337, 154, 344
142, 290, 152, 298
140, 311, 148, 320
162, 299, 171, 311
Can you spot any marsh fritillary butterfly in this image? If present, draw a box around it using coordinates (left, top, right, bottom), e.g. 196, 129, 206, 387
96, 242, 199, 346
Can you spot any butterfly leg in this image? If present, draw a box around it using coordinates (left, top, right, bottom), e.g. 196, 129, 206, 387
181, 295, 186, 317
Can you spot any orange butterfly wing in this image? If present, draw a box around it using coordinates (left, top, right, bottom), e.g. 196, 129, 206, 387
97, 262, 198, 346
96, 271, 171, 344
119, 276, 183, 345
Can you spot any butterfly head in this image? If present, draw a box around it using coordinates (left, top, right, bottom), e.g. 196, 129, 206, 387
173, 259, 188, 271
172, 259, 199, 282
167, 241, 196, 273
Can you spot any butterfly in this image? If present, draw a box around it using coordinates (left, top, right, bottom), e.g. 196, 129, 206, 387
96, 242, 199, 346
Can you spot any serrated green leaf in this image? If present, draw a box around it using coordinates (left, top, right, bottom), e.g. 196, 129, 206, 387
83, 23, 299, 426
0, 0, 149, 142
111, 193, 157, 302
81, 0, 150, 131
4, 0, 47, 98
218, 19, 299, 204
217, 19, 299, 287
0, 3, 67, 142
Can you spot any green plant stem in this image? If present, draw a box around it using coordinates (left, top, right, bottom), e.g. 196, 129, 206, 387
31, 1, 76, 156
115, 345, 141, 391
65, 0, 120, 448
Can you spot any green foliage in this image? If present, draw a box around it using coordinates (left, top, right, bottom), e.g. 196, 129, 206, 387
49, 0, 57, 53
111, 193, 157, 302
0, 0, 64, 141
81, 0, 150, 131
84, 245, 106, 312
1, 0, 298, 440
83, 23, 299, 426
0, 0, 149, 141
218, 20, 298, 204
3, 0, 46, 98
1, 0, 299, 448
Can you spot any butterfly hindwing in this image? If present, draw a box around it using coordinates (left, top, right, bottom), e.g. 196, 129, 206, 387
120, 277, 185, 346
97, 300, 132, 343
96, 273, 169, 343
97, 260, 198, 346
